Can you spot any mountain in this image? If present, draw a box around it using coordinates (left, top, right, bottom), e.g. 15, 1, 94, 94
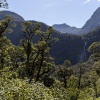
0, 10, 84, 64
1, 10, 100, 65
52, 23, 81, 34
79, 7, 100, 34
0, 10, 25, 21
53, 7, 100, 35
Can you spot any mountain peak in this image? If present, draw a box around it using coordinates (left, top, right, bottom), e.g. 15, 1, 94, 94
52, 23, 81, 34
95, 7, 100, 11
91, 7, 100, 18
0, 10, 25, 21
79, 7, 100, 34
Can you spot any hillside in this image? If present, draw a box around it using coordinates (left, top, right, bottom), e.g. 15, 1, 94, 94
1, 10, 100, 65
0, 10, 25, 21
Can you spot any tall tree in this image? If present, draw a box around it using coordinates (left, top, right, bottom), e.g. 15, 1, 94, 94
57, 60, 72, 88
21, 22, 41, 80
0, 16, 13, 68
88, 41, 100, 61
21, 22, 56, 82
35, 27, 56, 82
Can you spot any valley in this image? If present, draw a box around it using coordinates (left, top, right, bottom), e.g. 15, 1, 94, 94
1, 3, 100, 99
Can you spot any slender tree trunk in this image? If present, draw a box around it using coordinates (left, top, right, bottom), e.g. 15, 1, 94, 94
93, 82, 98, 98
78, 73, 82, 89
26, 41, 31, 76
1, 58, 4, 68
35, 50, 44, 82
78, 67, 82, 89
64, 76, 67, 88
26, 53, 30, 73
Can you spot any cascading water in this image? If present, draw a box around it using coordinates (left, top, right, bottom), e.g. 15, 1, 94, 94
80, 41, 87, 63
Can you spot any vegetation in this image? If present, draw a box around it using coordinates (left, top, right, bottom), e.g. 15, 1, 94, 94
1, 14, 100, 100
0, 0, 8, 8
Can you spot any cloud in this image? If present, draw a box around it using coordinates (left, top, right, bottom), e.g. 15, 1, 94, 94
98, 0, 100, 1
83, 0, 91, 4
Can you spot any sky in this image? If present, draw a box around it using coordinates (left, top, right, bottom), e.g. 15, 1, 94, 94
1, 0, 100, 28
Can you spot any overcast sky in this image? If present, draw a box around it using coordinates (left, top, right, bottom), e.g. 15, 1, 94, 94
1, 0, 100, 28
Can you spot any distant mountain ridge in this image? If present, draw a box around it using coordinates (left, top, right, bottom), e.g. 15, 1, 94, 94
52, 23, 81, 34
53, 7, 100, 34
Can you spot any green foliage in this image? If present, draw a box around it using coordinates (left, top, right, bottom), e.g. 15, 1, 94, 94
0, 0, 8, 8
21, 22, 56, 82
0, 37, 13, 68
88, 42, 100, 61
1, 17, 100, 100
43, 75, 55, 87
0, 68, 68, 100
57, 60, 72, 88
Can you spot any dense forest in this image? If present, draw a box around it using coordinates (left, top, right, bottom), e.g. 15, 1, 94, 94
4, 15, 100, 65
1, 0, 100, 100
0, 15, 100, 100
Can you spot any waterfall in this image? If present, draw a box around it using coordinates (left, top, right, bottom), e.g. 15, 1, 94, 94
80, 42, 87, 63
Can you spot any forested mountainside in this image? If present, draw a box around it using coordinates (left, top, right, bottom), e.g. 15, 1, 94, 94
0, 10, 25, 21
6, 20, 84, 65
1, 13, 100, 100
1, 2, 100, 99
1, 10, 100, 65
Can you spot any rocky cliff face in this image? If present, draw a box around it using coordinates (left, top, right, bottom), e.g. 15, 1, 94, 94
0, 10, 25, 21
79, 7, 100, 34
52, 23, 81, 34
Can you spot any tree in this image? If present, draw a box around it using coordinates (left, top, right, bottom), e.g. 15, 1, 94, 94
21, 22, 56, 82
57, 60, 72, 88
0, 37, 12, 68
0, 16, 12, 37
0, 16, 14, 68
88, 42, 100, 98
8, 45, 25, 68
88, 41, 100, 78
90, 71, 99, 98
21, 22, 41, 81
35, 27, 56, 82
0, 0, 8, 8
88, 41, 100, 61
76, 63, 85, 89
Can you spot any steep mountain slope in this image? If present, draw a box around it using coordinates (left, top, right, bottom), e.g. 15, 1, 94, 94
52, 23, 81, 34
79, 7, 100, 34
53, 7, 100, 35
0, 10, 25, 45
1, 10, 100, 65
0, 10, 84, 64
0, 10, 25, 21
6, 20, 49, 45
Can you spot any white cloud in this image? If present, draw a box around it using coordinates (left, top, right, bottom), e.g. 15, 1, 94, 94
98, 0, 100, 1
83, 0, 91, 4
